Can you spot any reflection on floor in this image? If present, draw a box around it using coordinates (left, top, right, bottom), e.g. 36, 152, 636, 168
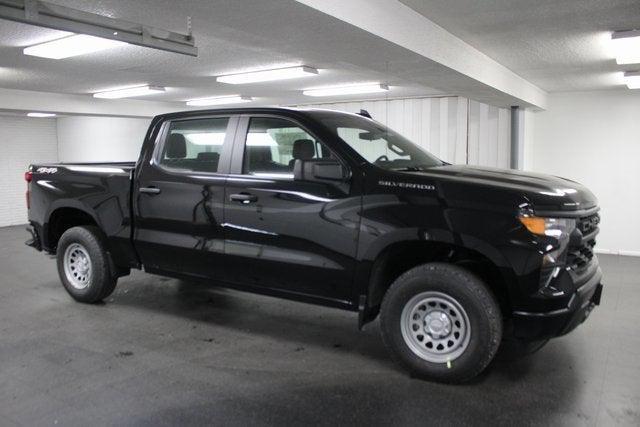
0, 225, 638, 425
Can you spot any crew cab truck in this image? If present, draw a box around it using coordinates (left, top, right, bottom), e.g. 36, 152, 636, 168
25, 107, 603, 383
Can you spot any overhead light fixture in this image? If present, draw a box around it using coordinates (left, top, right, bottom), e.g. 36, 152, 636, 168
611, 30, 640, 64
217, 66, 318, 84
93, 85, 165, 99
624, 71, 640, 89
186, 95, 253, 106
303, 83, 390, 97
24, 34, 126, 59
27, 112, 56, 118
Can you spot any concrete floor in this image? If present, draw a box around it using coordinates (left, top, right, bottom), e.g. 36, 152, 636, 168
1, 225, 639, 426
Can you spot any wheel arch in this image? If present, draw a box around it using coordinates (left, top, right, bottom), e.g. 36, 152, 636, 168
359, 236, 513, 328
45, 202, 100, 253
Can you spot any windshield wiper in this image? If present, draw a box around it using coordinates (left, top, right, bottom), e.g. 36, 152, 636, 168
393, 162, 447, 171
391, 166, 424, 171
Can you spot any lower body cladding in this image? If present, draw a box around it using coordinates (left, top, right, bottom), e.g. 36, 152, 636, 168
512, 263, 604, 340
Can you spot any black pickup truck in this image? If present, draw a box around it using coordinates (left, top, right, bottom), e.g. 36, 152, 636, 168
25, 107, 603, 382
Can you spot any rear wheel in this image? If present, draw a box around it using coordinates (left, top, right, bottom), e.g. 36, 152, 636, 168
380, 262, 502, 383
56, 226, 117, 303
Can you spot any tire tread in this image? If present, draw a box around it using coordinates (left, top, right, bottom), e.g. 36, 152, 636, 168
56, 225, 117, 303
380, 262, 502, 383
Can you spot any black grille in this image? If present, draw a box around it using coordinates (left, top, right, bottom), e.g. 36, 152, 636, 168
567, 239, 596, 269
567, 213, 600, 270
577, 213, 600, 235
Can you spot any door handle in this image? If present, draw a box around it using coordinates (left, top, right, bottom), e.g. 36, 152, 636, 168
139, 186, 161, 195
229, 193, 258, 204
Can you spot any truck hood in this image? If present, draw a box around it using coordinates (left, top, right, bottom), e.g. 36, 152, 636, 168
414, 165, 598, 213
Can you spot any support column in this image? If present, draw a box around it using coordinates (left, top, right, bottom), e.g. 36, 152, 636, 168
510, 106, 525, 169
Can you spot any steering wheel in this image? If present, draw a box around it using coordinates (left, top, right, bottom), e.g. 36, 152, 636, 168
374, 154, 389, 164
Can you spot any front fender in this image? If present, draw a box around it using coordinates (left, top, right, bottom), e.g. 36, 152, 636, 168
356, 228, 511, 290
355, 230, 515, 329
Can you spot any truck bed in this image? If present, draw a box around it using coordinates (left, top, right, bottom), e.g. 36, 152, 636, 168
28, 161, 138, 267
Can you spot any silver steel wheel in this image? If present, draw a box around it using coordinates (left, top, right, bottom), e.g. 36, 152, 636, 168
400, 291, 471, 363
63, 243, 92, 290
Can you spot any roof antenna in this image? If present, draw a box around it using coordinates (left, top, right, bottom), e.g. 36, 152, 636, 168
358, 109, 372, 119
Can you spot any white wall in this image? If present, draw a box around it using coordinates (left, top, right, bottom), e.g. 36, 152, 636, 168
57, 116, 151, 162
527, 90, 640, 255
467, 99, 511, 168
296, 96, 511, 167
0, 115, 148, 227
0, 116, 58, 226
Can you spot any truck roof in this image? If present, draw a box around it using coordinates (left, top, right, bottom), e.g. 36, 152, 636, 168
155, 106, 365, 121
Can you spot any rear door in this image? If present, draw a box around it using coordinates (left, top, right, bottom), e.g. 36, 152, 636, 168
222, 115, 361, 303
133, 115, 237, 279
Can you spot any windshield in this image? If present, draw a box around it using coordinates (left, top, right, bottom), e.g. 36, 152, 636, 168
318, 113, 444, 171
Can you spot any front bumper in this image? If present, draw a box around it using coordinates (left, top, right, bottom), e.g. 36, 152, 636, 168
511, 265, 603, 340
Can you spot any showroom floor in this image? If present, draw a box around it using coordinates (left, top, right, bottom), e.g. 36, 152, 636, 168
1, 225, 639, 426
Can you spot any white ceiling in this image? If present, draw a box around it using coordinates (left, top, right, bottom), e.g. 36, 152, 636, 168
0, 0, 444, 106
400, 0, 640, 92
0, 0, 637, 112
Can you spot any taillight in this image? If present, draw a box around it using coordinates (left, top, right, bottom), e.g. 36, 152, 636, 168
25, 170, 32, 209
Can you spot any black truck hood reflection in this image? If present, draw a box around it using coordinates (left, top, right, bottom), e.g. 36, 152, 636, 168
404, 164, 598, 213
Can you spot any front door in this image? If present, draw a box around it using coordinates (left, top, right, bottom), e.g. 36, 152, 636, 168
222, 115, 361, 303
133, 115, 236, 279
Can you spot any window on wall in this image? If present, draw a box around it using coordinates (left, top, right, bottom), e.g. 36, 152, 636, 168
242, 117, 332, 178
159, 117, 230, 173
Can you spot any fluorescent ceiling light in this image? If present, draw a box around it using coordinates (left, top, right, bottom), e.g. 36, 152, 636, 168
93, 85, 165, 99
217, 66, 318, 84
612, 30, 640, 65
303, 83, 390, 97
624, 71, 640, 89
186, 95, 253, 106
24, 34, 126, 59
27, 112, 56, 118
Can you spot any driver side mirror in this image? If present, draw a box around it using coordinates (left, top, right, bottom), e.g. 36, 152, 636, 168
293, 159, 349, 182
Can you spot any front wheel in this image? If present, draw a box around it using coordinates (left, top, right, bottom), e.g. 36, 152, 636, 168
380, 263, 502, 383
56, 226, 117, 303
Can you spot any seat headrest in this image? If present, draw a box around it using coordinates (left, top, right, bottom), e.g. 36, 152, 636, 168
292, 139, 315, 160
248, 146, 273, 162
196, 152, 220, 161
166, 133, 186, 158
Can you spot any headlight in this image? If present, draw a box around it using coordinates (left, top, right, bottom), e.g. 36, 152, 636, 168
519, 216, 576, 265
519, 216, 576, 239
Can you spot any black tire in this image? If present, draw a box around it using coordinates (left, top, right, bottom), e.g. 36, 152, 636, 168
380, 262, 502, 383
56, 226, 117, 303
